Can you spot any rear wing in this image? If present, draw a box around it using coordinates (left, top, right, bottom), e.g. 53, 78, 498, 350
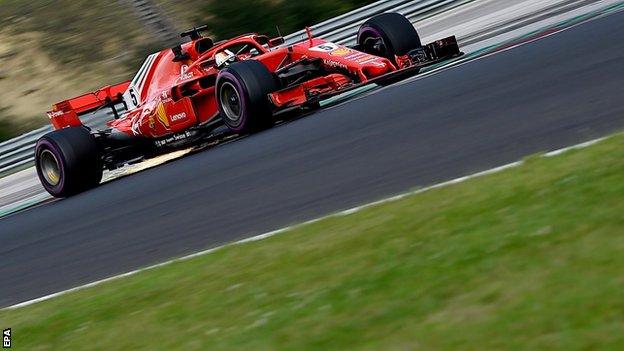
46, 81, 131, 130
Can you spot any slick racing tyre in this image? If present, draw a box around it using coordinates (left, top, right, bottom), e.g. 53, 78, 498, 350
216, 60, 278, 134
357, 13, 424, 85
35, 126, 103, 198
357, 12, 422, 61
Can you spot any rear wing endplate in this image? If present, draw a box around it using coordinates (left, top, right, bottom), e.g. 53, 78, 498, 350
46, 81, 131, 130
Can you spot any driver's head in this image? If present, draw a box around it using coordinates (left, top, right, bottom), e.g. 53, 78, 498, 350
215, 49, 236, 68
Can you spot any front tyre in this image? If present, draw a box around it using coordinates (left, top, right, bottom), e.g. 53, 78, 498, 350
216, 60, 278, 134
357, 12, 424, 86
35, 126, 103, 198
357, 12, 422, 62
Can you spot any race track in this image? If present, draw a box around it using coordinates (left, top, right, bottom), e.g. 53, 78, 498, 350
1, 9, 624, 308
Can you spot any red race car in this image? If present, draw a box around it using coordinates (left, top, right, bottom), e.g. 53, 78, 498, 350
35, 13, 461, 197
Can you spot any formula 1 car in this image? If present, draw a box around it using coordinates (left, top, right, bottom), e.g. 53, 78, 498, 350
35, 12, 462, 197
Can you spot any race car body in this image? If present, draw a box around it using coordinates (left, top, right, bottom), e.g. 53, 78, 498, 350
36, 13, 462, 197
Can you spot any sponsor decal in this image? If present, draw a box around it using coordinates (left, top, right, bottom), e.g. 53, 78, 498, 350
156, 102, 170, 129
323, 59, 348, 70
46, 110, 64, 119
330, 47, 352, 56
148, 115, 155, 130
356, 57, 387, 66
130, 112, 143, 135
154, 131, 193, 147
161, 91, 173, 103
343, 52, 385, 66
310, 42, 353, 56
180, 65, 193, 80
345, 52, 367, 60
153, 103, 186, 128
170, 112, 187, 122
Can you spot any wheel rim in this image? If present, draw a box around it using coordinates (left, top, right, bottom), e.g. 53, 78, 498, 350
219, 81, 242, 125
364, 36, 387, 56
40, 149, 61, 186
360, 28, 389, 58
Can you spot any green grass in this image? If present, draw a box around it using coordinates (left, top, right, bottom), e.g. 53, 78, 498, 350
3, 134, 624, 350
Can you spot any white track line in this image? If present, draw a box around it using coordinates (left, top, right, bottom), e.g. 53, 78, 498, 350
4, 135, 610, 310
543, 137, 607, 157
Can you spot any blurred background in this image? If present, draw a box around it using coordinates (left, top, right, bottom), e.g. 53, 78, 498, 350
0, 0, 374, 141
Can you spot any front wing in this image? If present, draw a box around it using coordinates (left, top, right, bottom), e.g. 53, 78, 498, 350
308, 36, 463, 103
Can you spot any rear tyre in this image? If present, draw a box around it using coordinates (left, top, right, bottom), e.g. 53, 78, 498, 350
35, 126, 103, 198
216, 60, 278, 134
357, 12, 422, 85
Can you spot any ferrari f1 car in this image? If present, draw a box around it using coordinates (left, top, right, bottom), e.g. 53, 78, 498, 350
35, 13, 461, 197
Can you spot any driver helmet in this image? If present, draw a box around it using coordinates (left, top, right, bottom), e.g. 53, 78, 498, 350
215, 49, 236, 67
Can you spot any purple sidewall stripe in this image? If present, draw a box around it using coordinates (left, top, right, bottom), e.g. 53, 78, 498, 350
35, 138, 66, 194
217, 70, 249, 133
357, 26, 384, 46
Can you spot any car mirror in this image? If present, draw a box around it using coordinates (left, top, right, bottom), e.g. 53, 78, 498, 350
268, 37, 285, 48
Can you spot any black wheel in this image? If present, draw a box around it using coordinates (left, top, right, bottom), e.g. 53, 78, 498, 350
358, 12, 422, 67
35, 126, 103, 197
216, 60, 278, 134
357, 13, 423, 86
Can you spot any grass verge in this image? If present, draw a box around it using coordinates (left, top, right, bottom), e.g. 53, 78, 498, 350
2, 134, 624, 350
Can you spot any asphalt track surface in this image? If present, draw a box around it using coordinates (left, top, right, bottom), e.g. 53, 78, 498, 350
1, 11, 624, 308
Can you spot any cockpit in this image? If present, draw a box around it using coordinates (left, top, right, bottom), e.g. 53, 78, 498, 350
171, 25, 285, 67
